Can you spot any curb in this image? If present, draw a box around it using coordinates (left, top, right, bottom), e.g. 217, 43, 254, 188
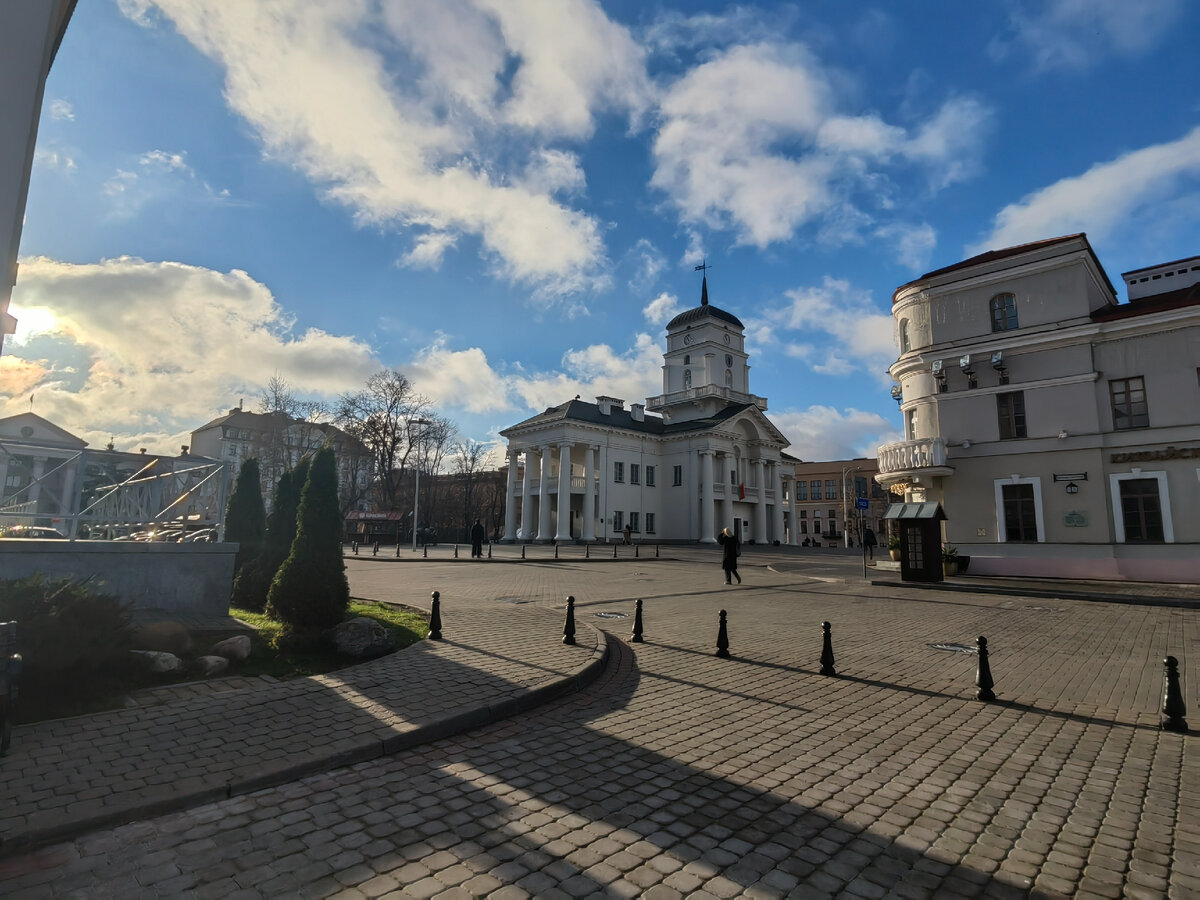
870, 579, 1200, 609
0, 628, 610, 858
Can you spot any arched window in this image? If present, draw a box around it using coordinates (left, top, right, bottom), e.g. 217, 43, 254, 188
725, 369, 732, 387
683, 369, 692, 390
899, 318, 911, 353
990, 293, 1018, 332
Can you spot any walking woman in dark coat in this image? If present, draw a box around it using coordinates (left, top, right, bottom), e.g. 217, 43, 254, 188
717, 527, 741, 584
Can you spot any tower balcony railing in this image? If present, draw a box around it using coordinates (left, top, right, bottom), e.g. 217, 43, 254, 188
876, 437, 950, 476
646, 385, 768, 411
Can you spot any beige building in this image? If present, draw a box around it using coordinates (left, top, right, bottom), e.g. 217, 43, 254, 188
789, 458, 887, 547
876, 233, 1200, 581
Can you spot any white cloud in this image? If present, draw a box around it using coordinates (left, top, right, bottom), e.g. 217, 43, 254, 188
100, 148, 233, 219
33, 148, 76, 171
48, 99, 75, 121
875, 222, 937, 270
998, 0, 1185, 71
409, 339, 512, 415
2, 256, 378, 454
753, 276, 896, 383
643, 292, 683, 327
127, 0, 648, 299
651, 43, 990, 248
770, 405, 900, 461
401, 232, 458, 270
626, 238, 667, 292
508, 333, 662, 413
972, 126, 1200, 254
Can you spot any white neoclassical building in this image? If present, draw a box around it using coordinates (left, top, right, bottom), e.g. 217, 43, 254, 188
876, 233, 1200, 581
500, 280, 801, 544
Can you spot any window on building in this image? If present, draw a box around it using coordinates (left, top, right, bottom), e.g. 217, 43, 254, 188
799, 510, 807, 519
811, 480, 822, 500
1119, 479, 1164, 542
997, 391, 1027, 439
814, 509, 822, 518
828, 508, 837, 521
629, 512, 640, 533
613, 462, 624, 483
630, 464, 640, 485
1001, 483, 1038, 541
731, 470, 737, 485
613, 511, 623, 531
1110, 377, 1149, 430
899, 318, 911, 353
825, 479, 837, 499
800, 521, 808, 534
646, 513, 656, 534
673, 465, 682, 486
725, 369, 732, 387
683, 369, 692, 390
683, 355, 690, 365
795, 481, 808, 501
646, 466, 655, 486
990, 293, 1018, 332
854, 476, 868, 498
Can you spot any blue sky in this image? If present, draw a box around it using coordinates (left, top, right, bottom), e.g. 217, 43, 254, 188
5, 0, 1200, 463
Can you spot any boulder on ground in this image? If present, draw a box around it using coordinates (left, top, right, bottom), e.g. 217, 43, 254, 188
211, 635, 251, 661
129, 649, 183, 674
132, 621, 193, 655
195, 655, 230, 677
331, 617, 395, 658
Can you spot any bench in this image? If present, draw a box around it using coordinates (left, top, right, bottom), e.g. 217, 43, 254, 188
0, 621, 20, 756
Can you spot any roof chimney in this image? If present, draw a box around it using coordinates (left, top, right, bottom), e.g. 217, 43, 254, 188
596, 396, 624, 415
630, 403, 645, 422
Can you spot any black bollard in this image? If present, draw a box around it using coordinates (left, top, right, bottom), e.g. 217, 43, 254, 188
656, 544, 660, 558
428, 591, 443, 640
585, 543, 590, 559
521, 544, 526, 559
554, 543, 559, 559
454, 544, 458, 558
1162, 656, 1188, 732
631, 599, 644, 643
820, 621, 836, 676
976, 635, 996, 701
373, 542, 379, 556
563, 595, 576, 645
635, 544, 640, 558
395, 541, 401, 557
487, 542, 492, 559
613, 543, 617, 559
716, 609, 730, 658
352, 541, 358, 555
423, 544, 428, 559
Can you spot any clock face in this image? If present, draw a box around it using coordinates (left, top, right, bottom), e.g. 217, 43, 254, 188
725, 354, 733, 367
723, 333, 731, 345
683, 333, 693, 344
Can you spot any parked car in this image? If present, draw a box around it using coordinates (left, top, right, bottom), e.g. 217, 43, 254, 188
183, 528, 218, 543
0, 526, 66, 539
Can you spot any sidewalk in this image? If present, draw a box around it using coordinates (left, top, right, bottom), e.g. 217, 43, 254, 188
0, 600, 605, 855
870, 569, 1200, 608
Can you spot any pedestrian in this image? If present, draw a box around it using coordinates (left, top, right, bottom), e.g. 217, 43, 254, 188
863, 526, 877, 560
623, 523, 632, 545
717, 527, 741, 584
470, 518, 486, 558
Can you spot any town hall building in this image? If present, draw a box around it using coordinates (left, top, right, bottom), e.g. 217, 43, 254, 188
500, 278, 802, 544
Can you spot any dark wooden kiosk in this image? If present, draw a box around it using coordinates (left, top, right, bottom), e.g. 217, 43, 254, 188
884, 502, 947, 583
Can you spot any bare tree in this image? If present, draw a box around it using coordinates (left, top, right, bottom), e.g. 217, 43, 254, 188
252, 373, 328, 508
451, 440, 489, 532
336, 370, 434, 510
415, 415, 455, 532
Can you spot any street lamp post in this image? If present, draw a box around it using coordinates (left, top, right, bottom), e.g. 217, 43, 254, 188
841, 466, 857, 549
410, 418, 431, 552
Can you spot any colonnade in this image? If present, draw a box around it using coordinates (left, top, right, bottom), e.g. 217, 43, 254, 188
502, 443, 801, 545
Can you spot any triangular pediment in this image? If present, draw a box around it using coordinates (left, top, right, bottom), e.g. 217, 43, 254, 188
0, 412, 88, 449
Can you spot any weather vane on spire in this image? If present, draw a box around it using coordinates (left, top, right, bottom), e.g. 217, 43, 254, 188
694, 259, 711, 306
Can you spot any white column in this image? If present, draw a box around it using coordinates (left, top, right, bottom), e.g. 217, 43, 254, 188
537, 445, 553, 540
776, 468, 791, 545
753, 458, 767, 542
699, 450, 716, 543
28, 456, 46, 506
503, 448, 520, 540
519, 450, 535, 539
582, 445, 596, 541
555, 442, 573, 541
723, 453, 737, 535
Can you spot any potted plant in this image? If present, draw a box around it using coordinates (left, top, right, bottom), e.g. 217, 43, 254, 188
888, 533, 901, 561
942, 544, 959, 576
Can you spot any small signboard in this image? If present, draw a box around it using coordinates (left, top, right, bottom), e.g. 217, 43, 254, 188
856, 498, 869, 510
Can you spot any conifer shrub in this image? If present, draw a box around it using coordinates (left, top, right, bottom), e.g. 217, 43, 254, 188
224, 458, 266, 579
266, 448, 349, 631
232, 457, 309, 612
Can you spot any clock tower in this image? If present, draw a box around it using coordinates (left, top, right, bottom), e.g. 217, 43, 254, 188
647, 275, 766, 423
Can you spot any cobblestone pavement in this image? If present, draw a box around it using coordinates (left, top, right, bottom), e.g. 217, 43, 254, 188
1, 549, 1196, 898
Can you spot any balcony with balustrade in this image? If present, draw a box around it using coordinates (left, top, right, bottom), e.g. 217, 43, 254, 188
645, 384, 768, 412
874, 437, 954, 489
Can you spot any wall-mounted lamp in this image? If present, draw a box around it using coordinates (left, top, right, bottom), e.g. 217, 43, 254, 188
991, 350, 1008, 385
959, 354, 977, 389
932, 359, 947, 392
1065, 482, 1079, 494
1058, 429, 1068, 439
960, 440, 971, 449
890, 384, 903, 405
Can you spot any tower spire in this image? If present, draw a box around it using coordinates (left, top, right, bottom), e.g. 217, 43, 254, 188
694, 259, 711, 306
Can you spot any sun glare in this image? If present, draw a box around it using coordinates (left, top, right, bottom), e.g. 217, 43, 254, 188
9, 306, 58, 343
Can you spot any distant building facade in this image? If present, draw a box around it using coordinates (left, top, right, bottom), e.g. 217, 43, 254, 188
876, 233, 1200, 581
501, 280, 805, 544
789, 458, 888, 546
189, 406, 372, 513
